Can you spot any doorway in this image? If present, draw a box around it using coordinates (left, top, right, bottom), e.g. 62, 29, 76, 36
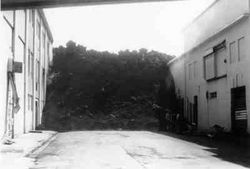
35, 100, 39, 128
231, 86, 247, 134
193, 95, 198, 127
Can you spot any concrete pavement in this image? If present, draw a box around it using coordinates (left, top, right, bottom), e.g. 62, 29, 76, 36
0, 131, 57, 169
30, 131, 250, 169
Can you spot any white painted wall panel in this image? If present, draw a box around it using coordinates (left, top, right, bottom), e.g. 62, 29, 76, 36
0, 9, 53, 138
184, 0, 249, 52
172, 15, 250, 132
215, 47, 227, 77
14, 38, 25, 136
0, 13, 13, 138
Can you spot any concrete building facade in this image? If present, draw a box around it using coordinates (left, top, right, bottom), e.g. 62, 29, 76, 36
169, 0, 250, 133
0, 9, 53, 139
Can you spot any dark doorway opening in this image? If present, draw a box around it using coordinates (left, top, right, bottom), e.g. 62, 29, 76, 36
35, 100, 39, 127
193, 95, 198, 127
231, 86, 247, 134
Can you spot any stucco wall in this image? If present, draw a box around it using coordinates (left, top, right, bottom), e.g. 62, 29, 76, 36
169, 0, 250, 133
0, 9, 53, 138
169, 57, 185, 99
183, 17, 250, 132
183, 0, 249, 52
0, 12, 13, 138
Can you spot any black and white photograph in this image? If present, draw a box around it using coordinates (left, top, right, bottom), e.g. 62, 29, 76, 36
0, 0, 250, 168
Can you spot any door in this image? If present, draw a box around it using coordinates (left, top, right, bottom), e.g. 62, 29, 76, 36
207, 91, 218, 127
35, 100, 39, 127
231, 86, 247, 134
193, 96, 198, 127
206, 78, 228, 129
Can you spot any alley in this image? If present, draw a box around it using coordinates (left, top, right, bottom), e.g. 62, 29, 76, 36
29, 131, 249, 169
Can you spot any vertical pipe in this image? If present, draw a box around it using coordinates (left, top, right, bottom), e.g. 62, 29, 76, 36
32, 9, 36, 130
184, 54, 187, 119
23, 9, 28, 133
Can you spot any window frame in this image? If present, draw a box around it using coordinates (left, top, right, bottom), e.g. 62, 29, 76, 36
204, 53, 215, 80
188, 63, 192, 80
229, 41, 237, 64
203, 40, 227, 81
238, 37, 245, 62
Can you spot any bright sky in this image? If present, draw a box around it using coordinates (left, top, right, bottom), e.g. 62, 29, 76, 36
44, 0, 215, 56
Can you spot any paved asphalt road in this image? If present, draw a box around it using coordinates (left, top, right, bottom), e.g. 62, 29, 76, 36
30, 131, 249, 169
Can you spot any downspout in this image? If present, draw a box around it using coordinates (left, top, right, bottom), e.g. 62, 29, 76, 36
32, 10, 36, 130
23, 9, 28, 133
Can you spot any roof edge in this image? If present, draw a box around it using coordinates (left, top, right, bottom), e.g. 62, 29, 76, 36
170, 13, 249, 66
182, 0, 219, 32
38, 9, 53, 43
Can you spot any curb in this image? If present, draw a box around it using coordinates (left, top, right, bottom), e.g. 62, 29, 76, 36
25, 132, 58, 158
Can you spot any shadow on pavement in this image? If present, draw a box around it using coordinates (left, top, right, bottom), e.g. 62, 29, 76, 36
159, 132, 250, 168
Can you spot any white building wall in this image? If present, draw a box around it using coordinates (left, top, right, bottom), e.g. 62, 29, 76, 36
169, 57, 185, 99
0, 9, 52, 139
14, 10, 26, 136
0, 12, 13, 138
170, 0, 250, 133
184, 0, 249, 52
26, 9, 35, 133
181, 15, 250, 132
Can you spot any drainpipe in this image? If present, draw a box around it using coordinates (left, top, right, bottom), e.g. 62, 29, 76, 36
23, 9, 28, 133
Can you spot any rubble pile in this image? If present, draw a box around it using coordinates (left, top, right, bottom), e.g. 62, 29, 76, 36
43, 95, 158, 131
42, 41, 174, 131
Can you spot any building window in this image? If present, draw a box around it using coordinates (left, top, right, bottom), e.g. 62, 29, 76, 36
47, 42, 50, 65
36, 21, 41, 59
28, 50, 31, 75
29, 10, 35, 28
28, 95, 34, 111
42, 68, 46, 99
16, 37, 25, 63
42, 32, 46, 65
193, 61, 197, 78
238, 37, 245, 61
230, 41, 237, 64
16, 10, 26, 41
28, 50, 34, 78
36, 60, 40, 91
204, 40, 226, 81
36, 21, 41, 39
188, 63, 192, 80
215, 45, 227, 77
43, 32, 46, 49
204, 53, 215, 80
29, 10, 33, 24
29, 10, 32, 23
210, 92, 217, 99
